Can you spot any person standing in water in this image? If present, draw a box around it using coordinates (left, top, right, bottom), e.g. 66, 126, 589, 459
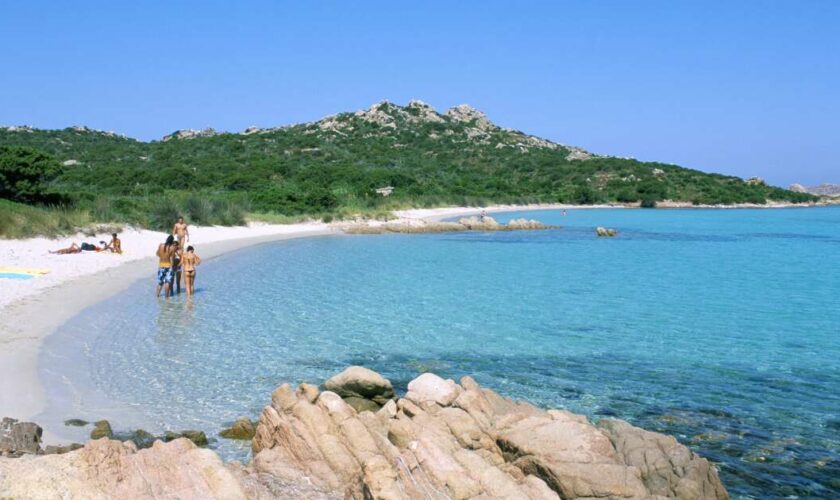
172, 217, 189, 246
170, 241, 183, 296
181, 245, 202, 296
155, 235, 176, 298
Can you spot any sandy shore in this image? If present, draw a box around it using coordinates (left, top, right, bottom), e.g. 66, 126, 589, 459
0, 221, 334, 434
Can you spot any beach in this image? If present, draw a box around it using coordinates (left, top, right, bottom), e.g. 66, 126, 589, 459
0, 200, 828, 434
1, 205, 529, 431
0, 220, 334, 435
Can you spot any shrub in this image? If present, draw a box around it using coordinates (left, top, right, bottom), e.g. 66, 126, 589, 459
0, 146, 63, 203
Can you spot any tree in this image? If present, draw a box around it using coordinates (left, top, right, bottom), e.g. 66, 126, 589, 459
0, 146, 62, 203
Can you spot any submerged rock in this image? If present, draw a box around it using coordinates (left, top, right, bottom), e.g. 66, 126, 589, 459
164, 430, 209, 447
0, 417, 42, 456
128, 429, 156, 449
63, 419, 89, 427
220, 418, 256, 440
90, 420, 113, 440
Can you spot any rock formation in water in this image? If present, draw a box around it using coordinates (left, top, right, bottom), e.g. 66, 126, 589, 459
341, 215, 551, 234
0, 368, 729, 499
596, 227, 618, 237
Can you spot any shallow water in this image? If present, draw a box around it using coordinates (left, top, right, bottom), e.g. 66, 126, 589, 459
43, 208, 840, 497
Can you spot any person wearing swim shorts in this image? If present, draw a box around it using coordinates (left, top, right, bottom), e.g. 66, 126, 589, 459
181, 245, 201, 296
155, 235, 176, 298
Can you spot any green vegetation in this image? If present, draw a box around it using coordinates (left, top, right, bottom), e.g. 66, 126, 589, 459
0, 145, 63, 203
0, 198, 92, 238
0, 103, 817, 236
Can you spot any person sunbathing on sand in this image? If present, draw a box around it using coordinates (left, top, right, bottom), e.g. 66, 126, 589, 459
50, 243, 81, 254
181, 245, 201, 296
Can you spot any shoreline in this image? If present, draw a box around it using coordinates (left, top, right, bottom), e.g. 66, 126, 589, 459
0, 223, 334, 440
0, 202, 834, 442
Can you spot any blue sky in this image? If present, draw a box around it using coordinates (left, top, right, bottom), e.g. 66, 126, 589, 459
1, 1, 838, 186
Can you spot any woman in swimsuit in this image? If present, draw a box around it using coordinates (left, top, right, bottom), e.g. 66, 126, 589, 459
182, 245, 201, 296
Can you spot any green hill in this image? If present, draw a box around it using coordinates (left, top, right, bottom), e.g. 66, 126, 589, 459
0, 100, 816, 234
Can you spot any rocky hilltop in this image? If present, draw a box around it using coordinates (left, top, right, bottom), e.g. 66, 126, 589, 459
0, 367, 728, 499
789, 182, 840, 197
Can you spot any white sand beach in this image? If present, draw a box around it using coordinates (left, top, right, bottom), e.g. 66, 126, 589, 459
0, 220, 334, 433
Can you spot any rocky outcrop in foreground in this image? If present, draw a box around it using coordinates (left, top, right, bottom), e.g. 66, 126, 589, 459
0, 368, 728, 499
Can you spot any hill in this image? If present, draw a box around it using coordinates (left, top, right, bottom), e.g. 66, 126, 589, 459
0, 100, 817, 233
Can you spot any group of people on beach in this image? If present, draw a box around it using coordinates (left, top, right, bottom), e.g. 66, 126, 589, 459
156, 217, 201, 298
49, 233, 122, 254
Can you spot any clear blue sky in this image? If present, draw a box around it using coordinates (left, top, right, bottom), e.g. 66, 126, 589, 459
1, 1, 838, 186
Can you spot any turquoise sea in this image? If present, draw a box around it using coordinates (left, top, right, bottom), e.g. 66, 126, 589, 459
42, 208, 840, 498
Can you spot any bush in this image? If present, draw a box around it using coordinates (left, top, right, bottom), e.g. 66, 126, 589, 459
185, 196, 213, 225
148, 197, 181, 232
640, 198, 657, 208
0, 146, 62, 203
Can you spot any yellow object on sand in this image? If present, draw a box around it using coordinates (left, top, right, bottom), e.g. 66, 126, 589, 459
0, 267, 50, 276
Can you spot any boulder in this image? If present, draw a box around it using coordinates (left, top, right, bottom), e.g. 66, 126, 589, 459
0, 417, 42, 456
0, 368, 729, 499
164, 430, 208, 447
251, 368, 728, 499
90, 420, 113, 440
342, 396, 381, 413
599, 418, 729, 499
404, 372, 461, 406
324, 365, 394, 405
220, 418, 256, 440
459, 215, 501, 229
596, 226, 618, 237
506, 218, 547, 230
127, 429, 156, 449
0, 438, 248, 498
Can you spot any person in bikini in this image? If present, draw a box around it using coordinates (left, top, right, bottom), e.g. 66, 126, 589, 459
181, 245, 201, 296
172, 217, 189, 246
155, 235, 176, 298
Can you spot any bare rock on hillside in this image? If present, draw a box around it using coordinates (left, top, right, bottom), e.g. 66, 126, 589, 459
446, 104, 495, 131
789, 183, 808, 193
252, 370, 729, 499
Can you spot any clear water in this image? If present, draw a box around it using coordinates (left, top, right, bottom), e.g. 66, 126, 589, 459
43, 208, 840, 498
